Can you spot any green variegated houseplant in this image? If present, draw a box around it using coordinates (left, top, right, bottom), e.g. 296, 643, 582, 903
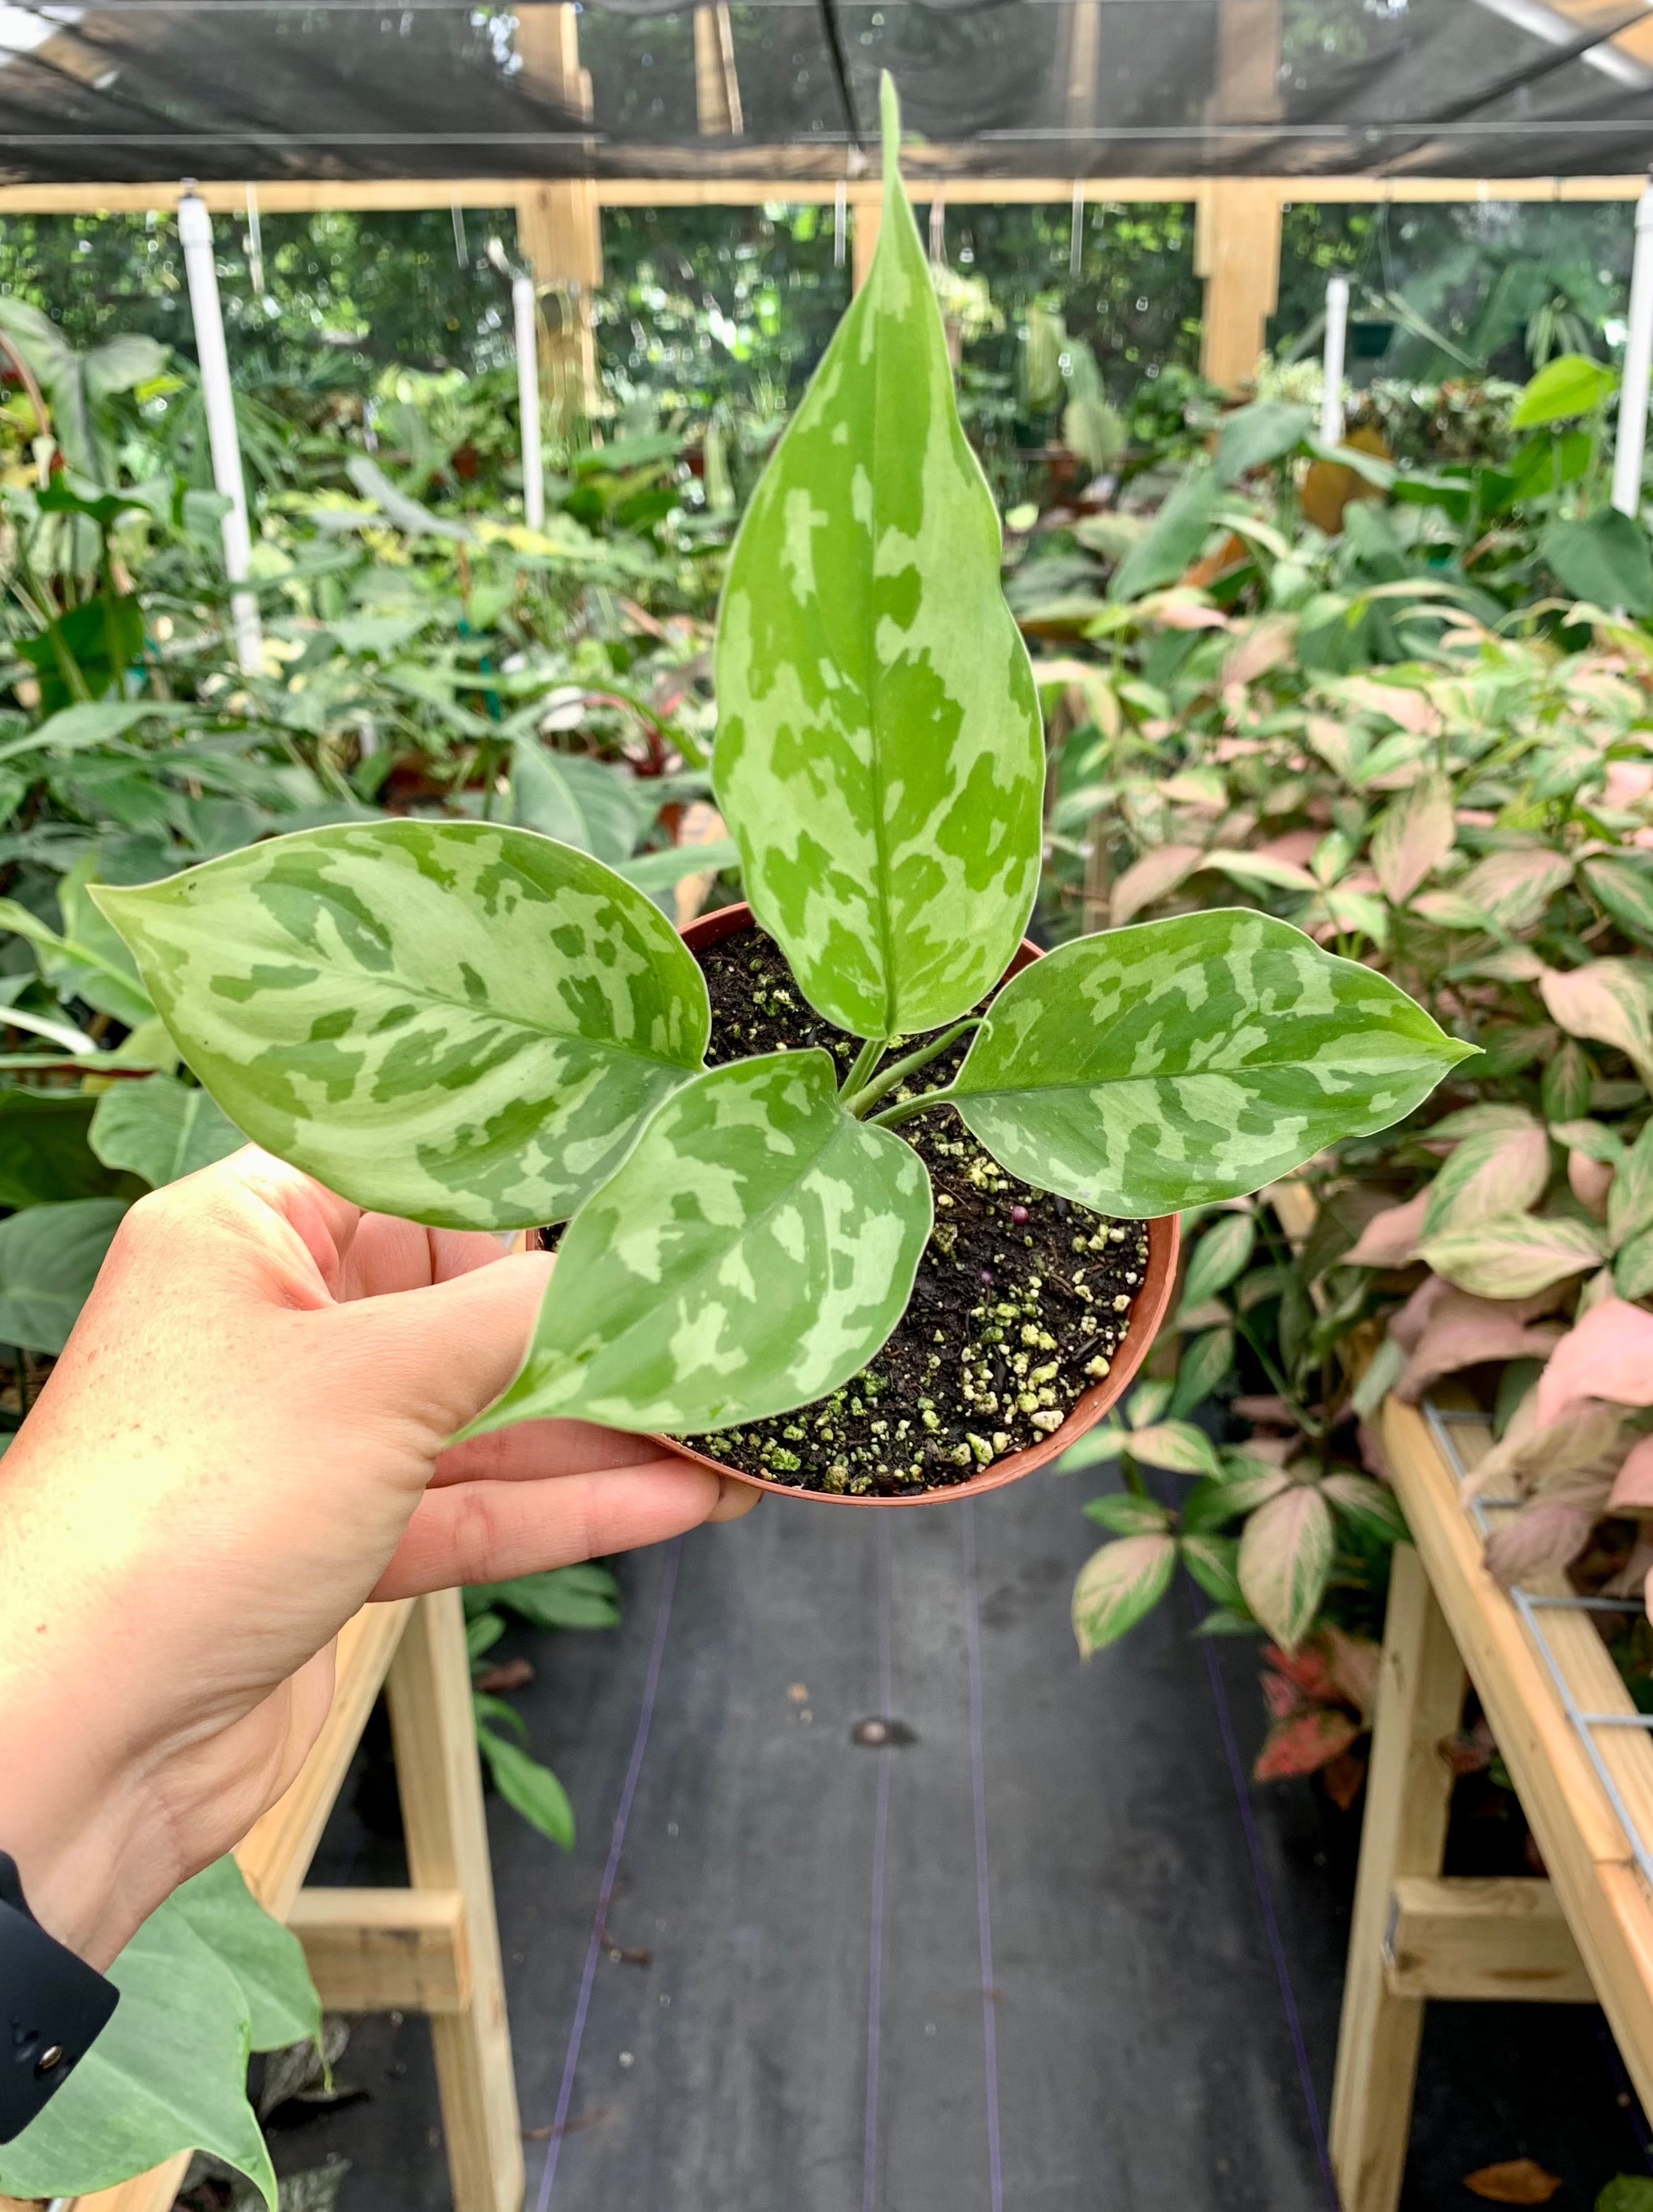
92, 80, 1470, 1499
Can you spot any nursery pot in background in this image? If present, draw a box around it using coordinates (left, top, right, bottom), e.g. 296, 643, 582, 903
656, 902, 1181, 1510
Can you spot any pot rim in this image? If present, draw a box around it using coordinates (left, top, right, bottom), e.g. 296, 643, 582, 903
655, 901, 1179, 1509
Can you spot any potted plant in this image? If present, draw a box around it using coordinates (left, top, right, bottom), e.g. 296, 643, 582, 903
93, 80, 1470, 1504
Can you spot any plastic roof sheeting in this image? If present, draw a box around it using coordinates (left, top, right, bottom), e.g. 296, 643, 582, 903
1, 0, 1652, 186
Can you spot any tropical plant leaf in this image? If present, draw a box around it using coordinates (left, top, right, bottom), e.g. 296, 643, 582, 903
1179, 1531, 1244, 1608
1121, 1419, 1224, 1476
509, 745, 648, 867
1539, 959, 1653, 1092
0, 1890, 277, 2208
1420, 1109, 1550, 1237
167, 1858, 320, 2053
1253, 1707, 1359, 1783
93, 822, 709, 1231
1609, 1119, 1653, 1250
1181, 1459, 1291, 1530
1614, 1225, 1653, 1300
467, 1050, 932, 1434
713, 77, 1043, 1040
1109, 462, 1223, 601
1544, 509, 1653, 617
1419, 1210, 1607, 1298
475, 1728, 575, 1850
1110, 843, 1204, 927
1454, 848, 1574, 935
1371, 773, 1455, 906
0, 1195, 125, 1353
1071, 1532, 1178, 1655
1082, 1491, 1173, 1534
1511, 353, 1618, 427
1322, 1471, 1408, 1543
90, 1074, 243, 1189
1170, 1325, 1236, 1417
950, 911, 1471, 1216
1179, 1213, 1257, 1310
1238, 1482, 1334, 1650
0, 1091, 132, 1208
1582, 855, 1653, 945
469, 1564, 622, 1632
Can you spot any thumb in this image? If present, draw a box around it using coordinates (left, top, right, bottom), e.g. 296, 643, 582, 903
323, 1248, 556, 1451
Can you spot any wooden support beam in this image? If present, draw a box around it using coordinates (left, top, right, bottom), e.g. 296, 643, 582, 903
1383, 1876, 1592, 2004
0, 173, 1645, 222
513, 2, 601, 435
1329, 1545, 1467, 2212
386, 1592, 524, 2212
694, 4, 743, 136
1195, 177, 1283, 390
288, 1886, 472, 2016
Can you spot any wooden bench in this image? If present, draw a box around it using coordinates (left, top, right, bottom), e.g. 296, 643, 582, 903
4, 1589, 524, 2212
1331, 1396, 1653, 2212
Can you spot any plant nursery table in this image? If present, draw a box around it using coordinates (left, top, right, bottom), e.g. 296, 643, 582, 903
1, 1589, 524, 2212
1330, 1395, 1653, 2212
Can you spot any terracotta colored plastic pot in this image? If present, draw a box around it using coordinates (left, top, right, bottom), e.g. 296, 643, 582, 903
655, 902, 1181, 1509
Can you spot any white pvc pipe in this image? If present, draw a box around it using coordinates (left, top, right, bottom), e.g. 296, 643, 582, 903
514, 273, 545, 532
1613, 180, 1653, 518
1320, 274, 1350, 449
177, 191, 262, 674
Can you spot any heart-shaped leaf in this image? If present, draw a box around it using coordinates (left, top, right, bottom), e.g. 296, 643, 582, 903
469, 1049, 932, 1434
713, 76, 1042, 1040
167, 1858, 320, 2053
93, 822, 709, 1231
0, 1195, 126, 1353
90, 1073, 243, 1189
950, 911, 1472, 1217
1071, 1532, 1178, 1655
0, 1884, 277, 2207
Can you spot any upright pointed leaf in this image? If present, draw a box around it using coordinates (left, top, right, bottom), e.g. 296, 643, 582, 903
1071, 1533, 1178, 1655
469, 1050, 932, 1435
1238, 1484, 1334, 1650
1180, 1214, 1257, 1310
1371, 773, 1454, 906
167, 1858, 320, 2053
1539, 959, 1653, 1091
91, 822, 709, 1231
713, 77, 1042, 1038
952, 911, 1472, 1217
1420, 1109, 1550, 1237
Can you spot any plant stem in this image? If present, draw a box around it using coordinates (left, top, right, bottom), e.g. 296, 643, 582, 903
839, 1035, 887, 1101
844, 1018, 982, 1117
866, 1082, 958, 1130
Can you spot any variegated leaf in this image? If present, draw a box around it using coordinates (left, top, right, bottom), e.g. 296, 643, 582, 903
1455, 847, 1573, 933
1321, 1471, 1408, 1543
1238, 1483, 1334, 1650
467, 1050, 931, 1434
1169, 1325, 1236, 1417
1614, 1225, 1653, 1300
713, 76, 1042, 1038
1420, 1108, 1550, 1238
1418, 1210, 1607, 1298
1110, 843, 1203, 927
1072, 1533, 1178, 1656
950, 911, 1472, 1217
1179, 1532, 1244, 1609
1123, 1419, 1224, 1477
1371, 772, 1455, 906
1181, 1459, 1291, 1531
1082, 1492, 1173, 1535
92, 822, 708, 1231
1539, 959, 1653, 1091
1609, 1118, 1653, 1249
1581, 855, 1653, 946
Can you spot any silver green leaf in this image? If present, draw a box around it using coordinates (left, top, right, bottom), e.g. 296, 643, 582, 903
90, 1073, 243, 1188
950, 911, 1473, 1217
468, 1049, 932, 1435
713, 75, 1043, 1040
91, 821, 709, 1231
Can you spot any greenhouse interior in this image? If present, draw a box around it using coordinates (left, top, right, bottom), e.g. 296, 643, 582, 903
10, 3, 1653, 2210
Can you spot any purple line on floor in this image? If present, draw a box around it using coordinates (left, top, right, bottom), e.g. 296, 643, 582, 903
862, 1514, 894, 2212
1198, 1626, 1340, 2210
535, 1537, 682, 2212
961, 1503, 1005, 2212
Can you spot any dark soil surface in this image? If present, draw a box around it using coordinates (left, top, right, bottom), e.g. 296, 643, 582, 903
677, 926, 1148, 1498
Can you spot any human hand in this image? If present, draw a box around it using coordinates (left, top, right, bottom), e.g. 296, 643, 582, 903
0, 1148, 755, 1968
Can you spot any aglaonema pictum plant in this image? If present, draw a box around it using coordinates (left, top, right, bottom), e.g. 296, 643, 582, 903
93, 79, 1473, 1448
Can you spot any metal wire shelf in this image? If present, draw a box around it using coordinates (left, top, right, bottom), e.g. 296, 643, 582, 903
1423, 1398, 1653, 1893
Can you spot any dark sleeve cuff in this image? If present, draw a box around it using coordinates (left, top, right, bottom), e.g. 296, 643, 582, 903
0, 1850, 120, 2143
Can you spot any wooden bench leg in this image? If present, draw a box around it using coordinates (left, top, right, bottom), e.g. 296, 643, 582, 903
1330, 1545, 1467, 2212
386, 1590, 525, 2212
